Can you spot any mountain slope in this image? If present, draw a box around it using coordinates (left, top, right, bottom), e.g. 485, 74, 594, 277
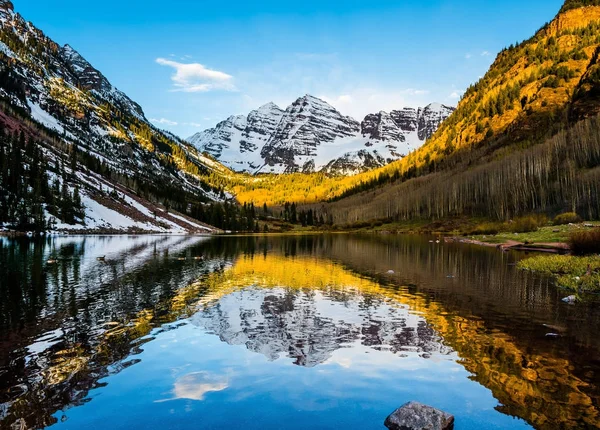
306, 0, 600, 224
0, 0, 232, 232
231, 0, 600, 220
188, 103, 285, 173
188, 95, 454, 175
397, 2, 600, 172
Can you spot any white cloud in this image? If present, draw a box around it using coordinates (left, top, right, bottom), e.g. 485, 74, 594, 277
405, 88, 430, 96
338, 94, 353, 104
156, 58, 236, 93
150, 117, 178, 126
465, 53, 472, 59
449, 91, 461, 100
481, 51, 491, 57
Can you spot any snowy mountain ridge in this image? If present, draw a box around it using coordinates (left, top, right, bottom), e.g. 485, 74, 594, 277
188, 95, 454, 175
0, 0, 224, 233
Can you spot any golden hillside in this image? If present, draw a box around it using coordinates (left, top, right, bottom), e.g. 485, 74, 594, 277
233, 2, 600, 209
400, 4, 600, 171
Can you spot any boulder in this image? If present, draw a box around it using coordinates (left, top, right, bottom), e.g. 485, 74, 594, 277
384, 402, 454, 430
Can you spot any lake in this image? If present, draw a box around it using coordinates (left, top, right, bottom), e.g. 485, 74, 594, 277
0, 234, 599, 429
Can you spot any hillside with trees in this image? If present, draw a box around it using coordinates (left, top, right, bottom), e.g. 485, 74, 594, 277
0, 0, 266, 233
236, 0, 600, 226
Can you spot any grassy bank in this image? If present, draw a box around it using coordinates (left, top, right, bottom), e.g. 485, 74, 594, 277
518, 255, 600, 294
263, 216, 599, 241
469, 223, 599, 245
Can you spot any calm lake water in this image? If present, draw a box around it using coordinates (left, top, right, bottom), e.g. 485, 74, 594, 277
0, 234, 599, 429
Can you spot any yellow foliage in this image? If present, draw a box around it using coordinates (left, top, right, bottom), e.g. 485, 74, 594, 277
231, 8, 600, 208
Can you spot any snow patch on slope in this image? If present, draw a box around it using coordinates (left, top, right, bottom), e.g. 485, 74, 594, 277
27, 99, 65, 134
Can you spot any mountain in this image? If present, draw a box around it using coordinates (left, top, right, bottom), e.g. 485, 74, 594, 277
188, 95, 454, 175
306, 0, 600, 224
0, 0, 232, 233
188, 102, 285, 173
231, 0, 600, 220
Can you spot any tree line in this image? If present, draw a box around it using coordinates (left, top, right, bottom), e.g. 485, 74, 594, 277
312, 113, 600, 225
0, 130, 84, 231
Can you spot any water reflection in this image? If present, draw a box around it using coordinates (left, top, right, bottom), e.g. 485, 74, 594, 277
0, 234, 598, 429
164, 372, 230, 402
191, 256, 453, 367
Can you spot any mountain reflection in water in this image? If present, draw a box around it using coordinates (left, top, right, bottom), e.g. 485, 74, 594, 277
0, 234, 599, 429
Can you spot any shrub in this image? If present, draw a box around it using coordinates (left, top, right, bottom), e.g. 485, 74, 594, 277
570, 229, 600, 255
469, 222, 500, 235
554, 212, 582, 225
510, 215, 548, 233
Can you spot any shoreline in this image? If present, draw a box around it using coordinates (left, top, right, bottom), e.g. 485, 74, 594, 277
0, 226, 581, 255
0, 229, 217, 238
444, 237, 571, 253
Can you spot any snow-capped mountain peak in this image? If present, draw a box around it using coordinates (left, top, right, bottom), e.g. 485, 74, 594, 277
257, 101, 281, 112
189, 96, 454, 175
0, 0, 13, 12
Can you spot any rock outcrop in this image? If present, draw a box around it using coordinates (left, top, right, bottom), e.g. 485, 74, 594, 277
384, 402, 455, 430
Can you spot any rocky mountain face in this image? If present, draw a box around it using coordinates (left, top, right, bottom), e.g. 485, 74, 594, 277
188, 95, 454, 175
0, 0, 225, 232
190, 103, 285, 172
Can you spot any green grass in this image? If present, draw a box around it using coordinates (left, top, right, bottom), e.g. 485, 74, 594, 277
518, 255, 600, 293
471, 223, 600, 245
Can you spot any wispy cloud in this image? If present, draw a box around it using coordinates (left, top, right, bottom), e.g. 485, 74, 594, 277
449, 91, 462, 100
481, 50, 491, 57
156, 58, 236, 93
404, 88, 430, 96
150, 117, 178, 126
465, 53, 472, 59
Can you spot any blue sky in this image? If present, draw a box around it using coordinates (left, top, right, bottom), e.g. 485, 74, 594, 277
17, 0, 563, 137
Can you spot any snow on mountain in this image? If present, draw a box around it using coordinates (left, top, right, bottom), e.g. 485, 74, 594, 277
417, 103, 455, 141
188, 102, 285, 172
188, 95, 454, 175
0, 0, 224, 232
259, 95, 361, 173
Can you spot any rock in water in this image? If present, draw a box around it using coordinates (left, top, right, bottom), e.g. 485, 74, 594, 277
384, 402, 454, 430
562, 295, 577, 304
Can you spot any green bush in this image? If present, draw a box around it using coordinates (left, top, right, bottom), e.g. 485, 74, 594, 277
554, 212, 582, 225
469, 222, 501, 235
509, 215, 548, 233
570, 229, 600, 255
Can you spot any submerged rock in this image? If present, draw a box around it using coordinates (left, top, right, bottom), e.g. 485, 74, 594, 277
384, 401, 454, 430
562, 295, 577, 304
